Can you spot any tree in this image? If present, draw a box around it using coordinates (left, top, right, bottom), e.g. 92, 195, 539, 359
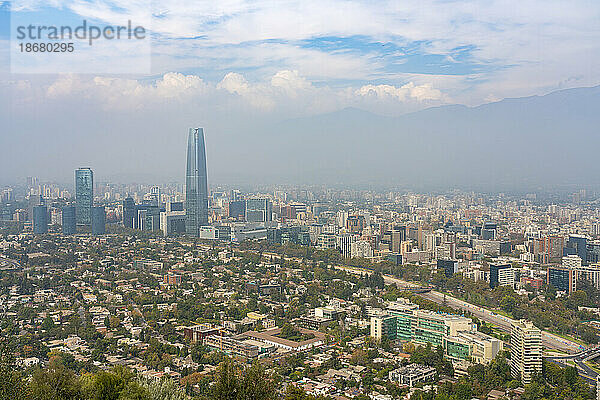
119, 381, 150, 400
87, 371, 124, 400
563, 365, 578, 385
239, 363, 276, 400
138, 377, 187, 400
0, 363, 31, 400
211, 358, 239, 400
41, 315, 55, 332
284, 385, 309, 400
211, 358, 277, 400
190, 343, 209, 363
30, 359, 82, 400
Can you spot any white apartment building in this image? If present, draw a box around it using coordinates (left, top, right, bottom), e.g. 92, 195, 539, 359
336, 234, 357, 258
510, 320, 542, 385
562, 254, 582, 269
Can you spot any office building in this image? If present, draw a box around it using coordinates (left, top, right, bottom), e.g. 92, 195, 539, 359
143, 206, 160, 231
336, 233, 356, 258
351, 240, 374, 258
548, 257, 600, 293
489, 263, 513, 288
574, 263, 600, 290
316, 233, 336, 249
75, 168, 93, 225
444, 330, 503, 365
370, 300, 501, 365
510, 320, 542, 385
246, 198, 272, 223
122, 197, 136, 228
346, 215, 365, 233
481, 222, 497, 240
267, 226, 310, 246
588, 241, 600, 264
185, 128, 209, 236
160, 208, 186, 236
438, 259, 458, 278
149, 186, 160, 206
33, 198, 48, 234
382, 228, 405, 253
547, 266, 574, 293
564, 235, 588, 264
91, 206, 105, 235
229, 200, 246, 221
62, 205, 76, 235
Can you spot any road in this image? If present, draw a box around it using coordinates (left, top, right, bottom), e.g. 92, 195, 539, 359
333, 265, 584, 354
546, 346, 600, 383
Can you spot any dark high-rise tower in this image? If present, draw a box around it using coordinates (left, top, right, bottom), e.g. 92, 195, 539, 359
62, 205, 76, 235
185, 128, 209, 236
122, 197, 136, 229
75, 167, 93, 225
91, 206, 106, 235
33, 195, 48, 234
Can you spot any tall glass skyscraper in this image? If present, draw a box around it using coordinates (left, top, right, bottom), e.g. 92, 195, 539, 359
75, 168, 93, 225
185, 128, 209, 236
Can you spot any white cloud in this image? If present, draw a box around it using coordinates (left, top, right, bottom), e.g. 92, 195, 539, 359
46, 72, 207, 109
8, 0, 600, 104
38, 70, 447, 116
271, 70, 311, 97
217, 72, 249, 95
357, 82, 443, 102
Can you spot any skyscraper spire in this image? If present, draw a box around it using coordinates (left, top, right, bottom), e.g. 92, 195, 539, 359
185, 127, 209, 236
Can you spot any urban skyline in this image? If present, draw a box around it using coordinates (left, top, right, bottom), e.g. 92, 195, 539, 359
1, 2, 599, 399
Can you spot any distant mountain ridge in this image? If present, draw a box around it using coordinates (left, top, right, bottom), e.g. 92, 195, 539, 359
229, 85, 600, 190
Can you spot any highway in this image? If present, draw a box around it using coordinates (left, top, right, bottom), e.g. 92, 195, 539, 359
332, 265, 584, 354
546, 346, 600, 383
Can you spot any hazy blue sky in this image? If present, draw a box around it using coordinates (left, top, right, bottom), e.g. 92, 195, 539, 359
0, 1, 599, 187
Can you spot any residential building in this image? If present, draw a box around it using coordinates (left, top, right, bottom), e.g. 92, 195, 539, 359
388, 364, 436, 387
510, 320, 542, 385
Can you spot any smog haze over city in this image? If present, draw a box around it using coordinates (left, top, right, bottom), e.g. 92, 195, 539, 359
2, 2, 600, 400
1, 1, 600, 190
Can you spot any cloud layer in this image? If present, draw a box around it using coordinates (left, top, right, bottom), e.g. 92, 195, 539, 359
4, 0, 600, 105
